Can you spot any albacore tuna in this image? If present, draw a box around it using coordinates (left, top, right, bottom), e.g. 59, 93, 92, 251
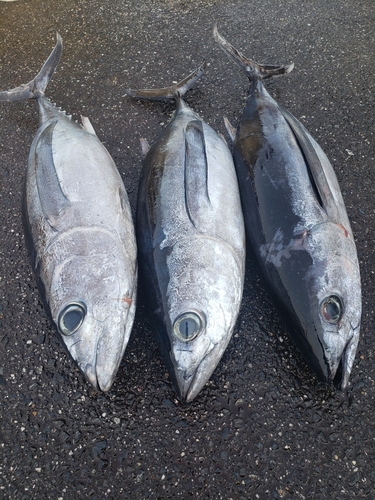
0, 34, 137, 391
214, 25, 361, 388
125, 64, 245, 402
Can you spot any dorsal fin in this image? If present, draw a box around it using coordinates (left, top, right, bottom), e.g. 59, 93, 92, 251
140, 138, 151, 159
224, 116, 236, 142
81, 116, 97, 135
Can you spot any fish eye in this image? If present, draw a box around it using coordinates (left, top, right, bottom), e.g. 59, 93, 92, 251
320, 295, 343, 324
58, 301, 87, 336
173, 310, 206, 342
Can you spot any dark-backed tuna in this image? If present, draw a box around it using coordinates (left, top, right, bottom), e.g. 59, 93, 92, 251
214, 26, 361, 388
125, 64, 245, 402
0, 34, 137, 391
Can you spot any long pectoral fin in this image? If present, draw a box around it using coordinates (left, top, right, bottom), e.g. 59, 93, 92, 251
35, 120, 70, 227
184, 120, 211, 227
280, 106, 342, 221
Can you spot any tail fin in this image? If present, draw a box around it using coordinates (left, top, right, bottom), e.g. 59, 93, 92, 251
213, 24, 293, 81
123, 61, 206, 100
0, 33, 62, 102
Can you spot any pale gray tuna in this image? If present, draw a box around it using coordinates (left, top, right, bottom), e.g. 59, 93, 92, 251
0, 34, 137, 391
125, 64, 245, 402
214, 26, 361, 388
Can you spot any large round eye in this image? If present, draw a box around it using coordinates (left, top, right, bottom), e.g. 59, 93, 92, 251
58, 301, 87, 336
320, 295, 343, 324
173, 310, 205, 342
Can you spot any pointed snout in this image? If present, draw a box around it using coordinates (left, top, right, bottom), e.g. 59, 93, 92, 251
172, 345, 221, 403
67, 313, 132, 392
308, 329, 360, 390
83, 357, 120, 392
175, 366, 205, 404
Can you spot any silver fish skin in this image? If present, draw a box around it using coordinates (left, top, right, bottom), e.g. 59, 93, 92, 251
0, 34, 137, 391
214, 26, 362, 389
125, 69, 246, 402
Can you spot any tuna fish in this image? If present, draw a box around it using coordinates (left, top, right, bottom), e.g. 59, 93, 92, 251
0, 34, 137, 391
125, 64, 245, 402
214, 26, 361, 388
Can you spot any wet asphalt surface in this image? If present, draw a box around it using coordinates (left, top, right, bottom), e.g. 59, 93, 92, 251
1, 0, 375, 498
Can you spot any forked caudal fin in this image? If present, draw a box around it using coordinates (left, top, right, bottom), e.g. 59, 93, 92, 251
123, 61, 206, 101
0, 33, 62, 102
213, 24, 294, 81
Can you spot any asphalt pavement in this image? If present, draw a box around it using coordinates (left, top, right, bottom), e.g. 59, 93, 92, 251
1, 0, 375, 498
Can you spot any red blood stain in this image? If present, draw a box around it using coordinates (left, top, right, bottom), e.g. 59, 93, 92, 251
338, 224, 348, 237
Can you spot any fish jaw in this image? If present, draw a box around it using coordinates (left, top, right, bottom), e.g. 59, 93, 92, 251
173, 347, 213, 403
313, 289, 361, 389
62, 290, 136, 392
339, 331, 360, 389
307, 319, 360, 389
175, 344, 227, 403
306, 277, 361, 389
170, 324, 232, 403
95, 285, 137, 391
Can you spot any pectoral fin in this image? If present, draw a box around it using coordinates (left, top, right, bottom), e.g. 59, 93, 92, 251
184, 120, 211, 227
35, 121, 70, 227
279, 106, 341, 220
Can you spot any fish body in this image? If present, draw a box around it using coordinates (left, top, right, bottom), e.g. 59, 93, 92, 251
126, 70, 245, 402
214, 27, 361, 388
0, 35, 137, 391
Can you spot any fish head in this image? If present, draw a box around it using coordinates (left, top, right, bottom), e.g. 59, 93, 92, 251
159, 238, 244, 403
47, 233, 137, 391
300, 223, 361, 388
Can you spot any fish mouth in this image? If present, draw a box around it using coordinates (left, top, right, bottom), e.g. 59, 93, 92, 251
176, 369, 200, 403
176, 367, 204, 404
69, 316, 132, 392
174, 348, 216, 403
83, 360, 118, 392
88, 325, 130, 392
325, 329, 360, 390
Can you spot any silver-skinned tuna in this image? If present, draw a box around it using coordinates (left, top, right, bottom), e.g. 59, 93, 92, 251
0, 34, 137, 391
214, 26, 362, 388
125, 64, 245, 402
